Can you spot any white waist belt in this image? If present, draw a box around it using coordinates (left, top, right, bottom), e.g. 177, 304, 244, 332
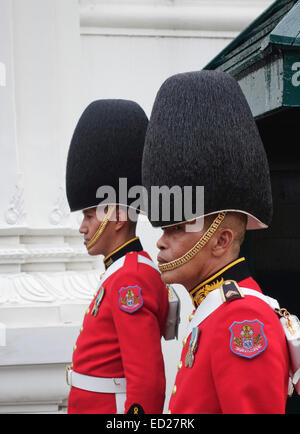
67, 369, 127, 394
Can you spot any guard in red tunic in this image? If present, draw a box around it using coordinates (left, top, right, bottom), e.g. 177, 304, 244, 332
142, 71, 295, 413
65, 100, 179, 414
168, 257, 290, 413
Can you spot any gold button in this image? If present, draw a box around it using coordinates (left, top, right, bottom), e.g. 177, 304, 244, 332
80, 327, 83, 333
178, 361, 183, 371
73, 345, 77, 352
86, 308, 90, 315
172, 385, 177, 396
182, 337, 187, 346
189, 314, 194, 322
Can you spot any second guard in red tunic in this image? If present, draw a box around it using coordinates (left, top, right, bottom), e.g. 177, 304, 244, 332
65, 100, 180, 414
68, 238, 170, 414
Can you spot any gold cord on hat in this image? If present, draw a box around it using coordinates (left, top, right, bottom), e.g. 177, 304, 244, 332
158, 212, 227, 273
86, 205, 116, 250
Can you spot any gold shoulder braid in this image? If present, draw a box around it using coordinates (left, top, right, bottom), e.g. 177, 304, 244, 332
158, 212, 227, 273
86, 205, 116, 250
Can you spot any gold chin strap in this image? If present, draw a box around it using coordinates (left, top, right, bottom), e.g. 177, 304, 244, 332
86, 205, 116, 251
158, 212, 227, 273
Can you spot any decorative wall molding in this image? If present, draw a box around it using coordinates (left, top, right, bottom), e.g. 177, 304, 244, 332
0, 226, 99, 269
80, 0, 273, 36
49, 187, 71, 226
4, 182, 26, 226
0, 245, 92, 264
0, 270, 98, 305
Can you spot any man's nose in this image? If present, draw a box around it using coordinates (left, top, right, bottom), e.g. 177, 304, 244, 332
79, 219, 87, 234
157, 233, 167, 251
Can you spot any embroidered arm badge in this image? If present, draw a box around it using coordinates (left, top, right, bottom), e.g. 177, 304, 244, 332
229, 319, 267, 359
118, 285, 143, 314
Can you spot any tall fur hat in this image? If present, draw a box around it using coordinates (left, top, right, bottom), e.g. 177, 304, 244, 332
66, 99, 148, 212
142, 70, 272, 230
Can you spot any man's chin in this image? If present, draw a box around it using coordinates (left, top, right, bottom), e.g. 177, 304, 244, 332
161, 270, 178, 285
85, 246, 99, 256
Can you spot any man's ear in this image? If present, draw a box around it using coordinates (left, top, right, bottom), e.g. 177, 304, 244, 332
211, 228, 234, 257
114, 207, 127, 231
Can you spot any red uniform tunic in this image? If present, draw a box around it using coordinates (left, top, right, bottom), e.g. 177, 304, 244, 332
168, 257, 290, 414
68, 240, 169, 414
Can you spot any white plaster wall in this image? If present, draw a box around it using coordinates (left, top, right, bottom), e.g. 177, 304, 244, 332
80, 34, 233, 116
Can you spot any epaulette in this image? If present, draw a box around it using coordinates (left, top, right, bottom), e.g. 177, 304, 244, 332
220, 280, 244, 303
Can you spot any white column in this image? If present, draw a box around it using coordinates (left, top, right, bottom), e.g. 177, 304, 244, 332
12, 0, 81, 229
0, 0, 24, 231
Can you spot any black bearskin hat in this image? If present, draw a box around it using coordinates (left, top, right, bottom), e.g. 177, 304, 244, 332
66, 99, 148, 212
142, 70, 272, 230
